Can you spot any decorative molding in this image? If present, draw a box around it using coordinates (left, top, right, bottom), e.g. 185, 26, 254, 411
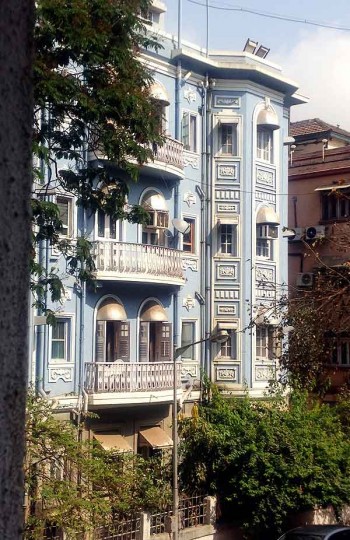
214, 95, 241, 108
182, 257, 199, 272
217, 203, 239, 213
256, 168, 274, 186
215, 189, 240, 201
215, 289, 239, 300
62, 287, 72, 303
181, 364, 198, 378
256, 288, 276, 300
184, 88, 197, 103
48, 365, 73, 383
217, 163, 237, 180
217, 264, 237, 280
183, 191, 196, 207
217, 304, 237, 316
183, 294, 196, 311
183, 153, 199, 169
256, 267, 274, 283
255, 191, 276, 203
216, 367, 237, 382
255, 365, 275, 381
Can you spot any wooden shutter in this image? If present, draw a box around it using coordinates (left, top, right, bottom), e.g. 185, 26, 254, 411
117, 322, 130, 361
96, 321, 106, 362
139, 322, 149, 362
156, 323, 172, 362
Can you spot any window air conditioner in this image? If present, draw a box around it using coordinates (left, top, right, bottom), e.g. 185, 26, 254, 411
305, 225, 325, 240
288, 227, 304, 242
296, 272, 314, 287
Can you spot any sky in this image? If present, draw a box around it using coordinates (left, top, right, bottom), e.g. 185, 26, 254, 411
164, 0, 350, 129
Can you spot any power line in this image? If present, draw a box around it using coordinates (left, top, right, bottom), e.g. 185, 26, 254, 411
187, 0, 350, 32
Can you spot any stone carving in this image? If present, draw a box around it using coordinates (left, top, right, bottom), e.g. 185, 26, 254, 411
183, 191, 196, 207
214, 96, 240, 108
256, 191, 276, 203
256, 267, 274, 283
215, 289, 239, 300
49, 366, 73, 383
215, 190, 240, 200
182, 257, 199, 272
183, 154, 199, 169
216, 367, 237, 381
184, 88, 197, 103
181, 365, 198, 378
217, 203, 238, 213
217, 264, 236, 279
256, 289, 276, 299
257, 169, 274, 186
255, 365, 275, 381
217, 304, 236, 315
218, 164, 237, 179
183, 294, 195, 311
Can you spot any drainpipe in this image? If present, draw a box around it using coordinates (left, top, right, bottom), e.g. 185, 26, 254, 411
203, 74, 212, 377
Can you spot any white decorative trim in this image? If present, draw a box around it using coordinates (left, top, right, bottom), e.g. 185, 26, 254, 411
183, 153, 200, 169
217, 164, 237, 180
182, 257, 199, 272
216, 367, 237, 381
184, 87, 197, 103
256, 168, 274, 187
181, 364, 198, 378
215, 289, 239, 300
255, 365, 275, 381
216, 264, 237, 280
217, 304, 237, 316
256, 267, 274, 283
214, 95, 241, 108
183, 295, 196, 311
183, 191, 196, 207
217, 203, 239, 213
48, 365, 73, 383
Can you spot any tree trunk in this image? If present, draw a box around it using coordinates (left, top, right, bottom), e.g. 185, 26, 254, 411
0, 1, 34, 538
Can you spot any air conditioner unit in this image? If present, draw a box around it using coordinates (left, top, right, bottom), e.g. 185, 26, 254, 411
296, 272, 314, 287
305, 225, 325, 241
288, 227, 304, 242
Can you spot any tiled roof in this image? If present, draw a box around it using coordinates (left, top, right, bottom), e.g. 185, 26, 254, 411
290, 118, 350, 139
289, 146, 350, 178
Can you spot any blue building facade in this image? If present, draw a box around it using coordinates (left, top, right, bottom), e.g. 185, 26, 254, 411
31, 1, 303, 450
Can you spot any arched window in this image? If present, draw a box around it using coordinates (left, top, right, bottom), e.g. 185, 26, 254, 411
256, 99, 279, 163
95, 298, 130, 362
256, 206, 279, 260
139, 300, 171, 363
149, 81, 170, 134
140, 190, 169, 246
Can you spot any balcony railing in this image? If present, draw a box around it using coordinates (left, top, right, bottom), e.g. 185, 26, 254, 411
150, 136, 184, 170
93, 241, 184, 283
85, 361, 182, 394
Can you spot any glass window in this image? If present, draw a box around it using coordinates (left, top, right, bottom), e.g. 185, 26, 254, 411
182, 218, 196, 253
182, 112, 198, 153
181, 321, 196, 359
256, 225, 277, 259
56, 196, 72, 237
256, 326, 274, 359
97, 210, 122, 240
257, 128, 273, 162
51, 320, 69, 361
219, 224, 237, 256
256, 238, 271, 258
219, 123, 238, 155
330, 338, 350, 365
322, 191, 350, 221
220, 330, 237, 359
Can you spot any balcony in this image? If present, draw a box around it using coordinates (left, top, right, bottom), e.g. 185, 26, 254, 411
93, 241, 185, 285
144, 137, 184, 180
84, 361, 182, 406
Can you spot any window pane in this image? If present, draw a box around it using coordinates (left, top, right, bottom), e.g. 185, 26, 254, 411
57, 197, 70, 236
220, 124, 237, 155
220, 224, 237, 255
190, 115, 197, 152
220, 330, 236, 359
257, 129, 272, 162
183, 219, 195, 253
110, 218, 117, 239
52, 342, 65, 359
98, 210, 105, 237
181, 322, 195, 359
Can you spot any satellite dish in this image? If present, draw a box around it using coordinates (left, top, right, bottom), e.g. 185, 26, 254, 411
172, 218, 190, 235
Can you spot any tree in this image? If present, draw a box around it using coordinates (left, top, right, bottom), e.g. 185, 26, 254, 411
179, 385, 350, 539
32, 0, 162, 313
0, 1, 34, 539
25, 392, 171, 539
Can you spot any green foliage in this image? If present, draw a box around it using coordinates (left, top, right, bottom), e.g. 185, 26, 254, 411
31, 0, 162, 315
25, 392, 171, 539
179, 385, 350, 539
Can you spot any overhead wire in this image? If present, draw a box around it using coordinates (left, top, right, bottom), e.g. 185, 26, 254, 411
187, 0, 350, 32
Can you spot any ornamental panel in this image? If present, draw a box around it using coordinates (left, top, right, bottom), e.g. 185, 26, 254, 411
181, 257, 199, 272
255, 364, 276, 381
48, 365, 73, 383
214, 95, 241, 108
216, 263, 237, 281
217, 163, 238, 180
256, 168, 274, 187
216, 304, 237, 316
214, 289, 239, 300
216, 203, 239, 214
215, 366, 238, 382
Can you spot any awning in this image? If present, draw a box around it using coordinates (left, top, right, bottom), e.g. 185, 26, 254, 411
149, 82, 170, 106
217, 117, 238, 125
315, 183, 350, 191
93, 433, 133, 453
139, 427, 173, 449
256, 206, 280, 225
140, 301, 168, 322
141, 191, 167, 211
257, 107, 280, 131
97, 299, 127, 321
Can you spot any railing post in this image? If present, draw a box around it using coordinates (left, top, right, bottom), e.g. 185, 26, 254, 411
204, 496, 217, 526
139, 512, 151, 540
